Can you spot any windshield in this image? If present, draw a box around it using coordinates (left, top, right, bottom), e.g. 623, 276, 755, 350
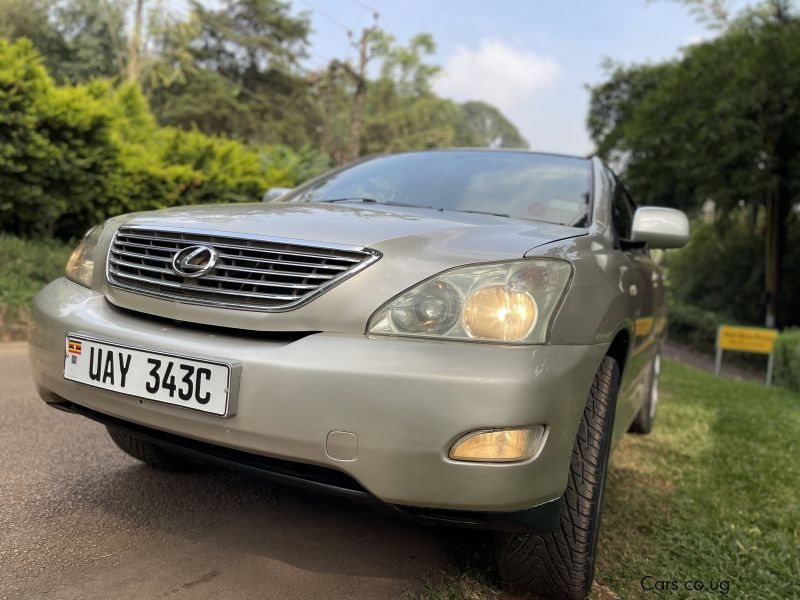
285, 151, 592, 226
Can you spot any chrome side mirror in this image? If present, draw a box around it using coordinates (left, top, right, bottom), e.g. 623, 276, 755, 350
631, 207, 690, 249
262, 187, 294, 202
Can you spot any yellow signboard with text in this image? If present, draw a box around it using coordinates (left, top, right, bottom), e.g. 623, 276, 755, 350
634, 317, 654, 337
717, 325, 778, 355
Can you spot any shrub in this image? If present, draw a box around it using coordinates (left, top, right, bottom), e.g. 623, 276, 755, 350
0, 39, 121, 238
0, 38, 329, 240
667, 299, 722, 353
666, 210, 764, 326
773, 328, 800, 393
0, 234, 71, 339
666, 209, 800, 328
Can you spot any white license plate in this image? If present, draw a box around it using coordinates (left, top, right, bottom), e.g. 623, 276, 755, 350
63, 335, 236, 416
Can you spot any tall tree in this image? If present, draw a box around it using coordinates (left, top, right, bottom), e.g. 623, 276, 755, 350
0, 0, 127, 83
127, 0, 144, 81
315, 29, 525, 161
588, 0, 800, 326
148, 0, 315, 146
460, 101, 528, 149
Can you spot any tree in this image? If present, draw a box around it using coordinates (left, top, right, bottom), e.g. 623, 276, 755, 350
147, 0, 316, 146
4, 0, 528, 165
588, 1, 800, 326
586, 59, 673, 167
0, 0, 62, 64
127, 0, 145, 81
460, 101, 528, 149
0, 0, 127, 83
312, 28, 526, 162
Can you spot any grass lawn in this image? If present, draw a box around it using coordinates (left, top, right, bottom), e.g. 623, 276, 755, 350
0, 234, 72, 340
418, 359, 800, 599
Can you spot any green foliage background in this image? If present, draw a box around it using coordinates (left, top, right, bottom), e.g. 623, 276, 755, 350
666, 210, 800, 327
0, 38, 324, 240
0, 234, 71, 338
588, 3, 800, 330
774, 328, 800, 392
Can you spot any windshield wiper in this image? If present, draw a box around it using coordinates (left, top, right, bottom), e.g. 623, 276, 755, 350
322, 197, 382, 203
321, 198, 439, 210
321, 198, 509, 218
451, 209, 510, 218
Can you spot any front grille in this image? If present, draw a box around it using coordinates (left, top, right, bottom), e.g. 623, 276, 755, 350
106, 226, 381, 311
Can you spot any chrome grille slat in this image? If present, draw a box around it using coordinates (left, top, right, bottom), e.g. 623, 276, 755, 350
106, 226, 381, 312
117, 232, 363, 263
114, 241, 182, 253
196, 274, 318, 290
109, 270, 299, 301
109, 257, 175, 275
111, 249, 173, 262
215, 253, 350, 270
215, 264, 335, 280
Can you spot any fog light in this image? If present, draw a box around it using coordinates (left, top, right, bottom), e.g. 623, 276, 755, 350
449, 426, 545, 463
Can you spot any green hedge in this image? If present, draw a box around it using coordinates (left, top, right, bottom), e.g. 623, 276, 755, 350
0, 234, 71, 338
666, 210, 800, 329
0, 38, 327, 239
667, 300, 721, 353
774, 328, 800, 393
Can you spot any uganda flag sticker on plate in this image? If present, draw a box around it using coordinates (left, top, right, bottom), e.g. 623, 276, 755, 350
67, 339, 82, 356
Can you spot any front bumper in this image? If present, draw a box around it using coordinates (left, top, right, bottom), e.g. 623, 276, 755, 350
30, 278, 608, 516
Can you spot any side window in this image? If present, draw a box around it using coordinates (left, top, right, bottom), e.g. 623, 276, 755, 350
611, 179, 634, 240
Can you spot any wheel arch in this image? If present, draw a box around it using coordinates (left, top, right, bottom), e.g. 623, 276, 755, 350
605, 327, 631, 375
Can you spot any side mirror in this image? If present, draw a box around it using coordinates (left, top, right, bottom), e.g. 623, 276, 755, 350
631, 207, 690, 249
262, 187, 294, 202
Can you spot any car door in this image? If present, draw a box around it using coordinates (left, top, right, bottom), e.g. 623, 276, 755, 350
609, 178, 654, 437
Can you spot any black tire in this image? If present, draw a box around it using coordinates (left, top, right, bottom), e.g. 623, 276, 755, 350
495, 355, 620, 600
106, 426, 200, 471
629, 350, 661, 435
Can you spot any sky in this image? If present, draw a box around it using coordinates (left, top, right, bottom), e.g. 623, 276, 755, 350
294, 0, 726, 155
289, 0, 728, 155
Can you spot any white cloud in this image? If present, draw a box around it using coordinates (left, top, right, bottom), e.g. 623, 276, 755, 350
684, 33, 710, 46
433, 39, 560, 112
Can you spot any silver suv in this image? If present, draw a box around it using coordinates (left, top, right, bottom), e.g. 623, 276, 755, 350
30, 150, 688, 599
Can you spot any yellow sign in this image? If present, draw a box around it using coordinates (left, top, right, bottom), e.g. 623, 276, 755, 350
635, 317, 654, 337
718, 325, 778, 355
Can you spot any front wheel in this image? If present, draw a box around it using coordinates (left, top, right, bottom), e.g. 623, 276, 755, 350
495, 355, 620, 600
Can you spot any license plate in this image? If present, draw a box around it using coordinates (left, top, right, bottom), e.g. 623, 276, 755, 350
63, 335, 237, 416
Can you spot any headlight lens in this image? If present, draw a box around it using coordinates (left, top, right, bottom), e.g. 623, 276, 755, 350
389, 280, 461, 335
367, 259, 572, 343
65, 225, 103, 287
463, 285, 537, 341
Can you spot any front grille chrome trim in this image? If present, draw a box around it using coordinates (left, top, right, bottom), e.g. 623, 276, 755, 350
106, 225, 382, 312
116, 231, 365, 263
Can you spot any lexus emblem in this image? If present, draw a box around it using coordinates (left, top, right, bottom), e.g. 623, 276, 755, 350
172, 245, 219, 278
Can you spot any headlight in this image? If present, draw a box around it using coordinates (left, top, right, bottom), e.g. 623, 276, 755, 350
65, 225, 103, 287
367, 259, 572, 343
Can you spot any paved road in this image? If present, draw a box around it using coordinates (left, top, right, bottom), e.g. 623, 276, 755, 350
0, 343, 447, 599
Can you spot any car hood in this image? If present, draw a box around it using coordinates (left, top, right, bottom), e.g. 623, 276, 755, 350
101, 202, 586, 332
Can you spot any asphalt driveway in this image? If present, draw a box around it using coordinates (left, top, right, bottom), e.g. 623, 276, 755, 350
0, 342, 444, 599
